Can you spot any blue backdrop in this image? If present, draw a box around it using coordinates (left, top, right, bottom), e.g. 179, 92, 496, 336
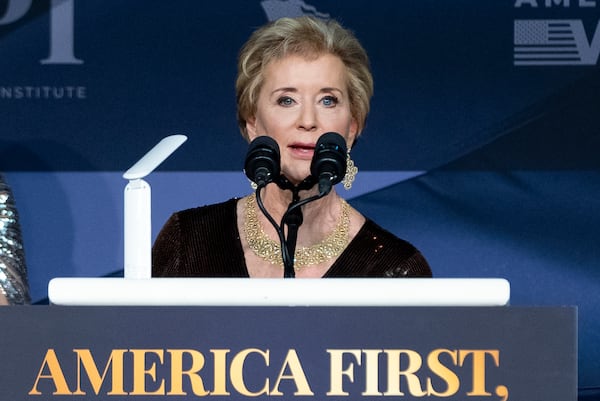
1, 0, 598, 396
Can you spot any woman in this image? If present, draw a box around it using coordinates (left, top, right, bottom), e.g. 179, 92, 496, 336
152, 16, 431, 278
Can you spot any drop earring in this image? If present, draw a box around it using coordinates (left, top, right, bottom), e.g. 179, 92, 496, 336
342, 151, 358, 190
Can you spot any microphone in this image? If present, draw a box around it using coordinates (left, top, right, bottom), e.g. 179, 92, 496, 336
310, 132, 347, 196
244, 136, 280, 188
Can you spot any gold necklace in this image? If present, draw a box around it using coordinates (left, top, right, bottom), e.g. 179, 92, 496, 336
244, 194, 350, 269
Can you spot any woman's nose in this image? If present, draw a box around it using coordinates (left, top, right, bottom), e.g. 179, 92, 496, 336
297, 105, 317, 131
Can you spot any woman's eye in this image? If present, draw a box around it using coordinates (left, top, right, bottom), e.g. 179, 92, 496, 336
277, 96, 295, 107
321, 96, 339, 107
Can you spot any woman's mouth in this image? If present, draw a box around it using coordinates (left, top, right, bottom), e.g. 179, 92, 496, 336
289, 143, 315, 158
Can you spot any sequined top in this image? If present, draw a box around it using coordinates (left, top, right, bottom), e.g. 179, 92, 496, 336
152, 198, 432, 278
0, 174, 31, 304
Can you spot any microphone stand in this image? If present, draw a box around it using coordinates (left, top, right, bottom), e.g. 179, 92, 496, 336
249, 132, 346, 278
282, 195, 302, 278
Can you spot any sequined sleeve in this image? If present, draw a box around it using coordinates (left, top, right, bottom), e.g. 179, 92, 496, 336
0, 174, 31, 304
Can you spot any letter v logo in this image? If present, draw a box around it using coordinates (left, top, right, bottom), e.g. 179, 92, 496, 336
572, 20, 600, 65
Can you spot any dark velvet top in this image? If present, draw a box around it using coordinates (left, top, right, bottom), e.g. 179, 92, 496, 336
152, 198, 432, 278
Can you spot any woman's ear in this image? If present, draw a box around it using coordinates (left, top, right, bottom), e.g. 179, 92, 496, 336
348, 118, 360, 149
246, 117, 258, 141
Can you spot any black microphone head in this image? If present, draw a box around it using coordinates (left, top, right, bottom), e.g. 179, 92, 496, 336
310, 132, 347, 194
244, 136, 280, 187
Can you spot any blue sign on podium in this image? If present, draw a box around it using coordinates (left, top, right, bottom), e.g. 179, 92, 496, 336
0, 306, 576, 400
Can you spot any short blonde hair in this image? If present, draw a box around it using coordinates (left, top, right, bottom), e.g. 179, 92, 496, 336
236, 16, 374, 140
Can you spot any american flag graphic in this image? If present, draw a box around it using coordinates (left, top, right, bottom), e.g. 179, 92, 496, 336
514, 20, 583, 66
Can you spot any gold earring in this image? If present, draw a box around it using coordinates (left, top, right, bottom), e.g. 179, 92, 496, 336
342, 151, 358, 190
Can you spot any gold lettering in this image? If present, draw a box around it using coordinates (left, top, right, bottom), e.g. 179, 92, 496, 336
384, 349, 426, 396
167, 349, 209, 396
230, 348, 269, 396
326, 349, 361, 396
211, 349, 230, 396
28, 349, 72, 395
270, 349, 314, 396
362, 349, 383, 396
459, 349, 500, 396
73, 349, 127, 395
130, 349, 165, 395
426, 349, 460, 396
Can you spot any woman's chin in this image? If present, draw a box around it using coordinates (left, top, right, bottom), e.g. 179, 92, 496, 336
281, 164, 311, 182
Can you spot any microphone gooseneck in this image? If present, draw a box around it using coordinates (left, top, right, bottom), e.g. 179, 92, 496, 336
310, 132, 347, 196
244, 136, 281, 188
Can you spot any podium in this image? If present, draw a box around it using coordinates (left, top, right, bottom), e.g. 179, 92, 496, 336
0, 303, 576, 400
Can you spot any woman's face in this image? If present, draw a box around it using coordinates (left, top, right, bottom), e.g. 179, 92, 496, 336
246, 53, 358, 185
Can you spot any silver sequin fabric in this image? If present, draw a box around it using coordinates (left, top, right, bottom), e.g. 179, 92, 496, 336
0, 174, 31, 304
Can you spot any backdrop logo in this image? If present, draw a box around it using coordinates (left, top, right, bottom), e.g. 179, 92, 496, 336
0, 0, 86, 100
0, 0, 82, 64
513, 0, 600, 65
260, 0, 329, 21
514, 19, 600, 65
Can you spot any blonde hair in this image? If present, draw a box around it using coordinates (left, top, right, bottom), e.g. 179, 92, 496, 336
236, 16, 373, 140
